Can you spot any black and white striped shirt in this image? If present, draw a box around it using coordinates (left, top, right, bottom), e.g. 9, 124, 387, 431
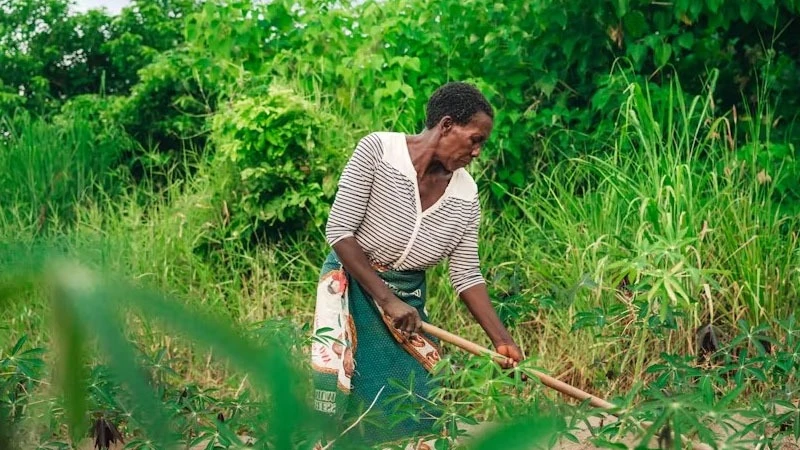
325, 131, 485, 294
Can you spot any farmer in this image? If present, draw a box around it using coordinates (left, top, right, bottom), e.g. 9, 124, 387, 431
310, 81, 523, 447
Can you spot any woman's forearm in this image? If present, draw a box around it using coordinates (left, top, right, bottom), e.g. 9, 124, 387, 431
332, 237, 395, 306
459, 284, 514, 346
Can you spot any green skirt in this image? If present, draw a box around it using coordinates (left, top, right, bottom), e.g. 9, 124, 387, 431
310, 251, 444, 446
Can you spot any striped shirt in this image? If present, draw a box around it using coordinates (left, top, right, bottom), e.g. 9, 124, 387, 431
325, 131, 485, 294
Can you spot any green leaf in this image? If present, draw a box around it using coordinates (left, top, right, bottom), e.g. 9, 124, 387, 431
646, 363, 669, 374
490, 182, 507, 199
534, 71, 558, 98
740, 1, 756, 22
675, 0, 691, 13
654, 40, 673, 67
675, 33, 694, 49
627, 43, 648, 68
614, 0, 629, 17
10, 335, 27, 356
623, 11, 648, 38
400, 83, 414, 98
12, 348, 45, 377
756, 0, 773, 10
591, 88, 613, 112
508, 170, 525, 188
714, 384, 745, 410
386, 80, 402, 96
373, 87, 387, 106
552, 8, 568, 28
706, 0, 723, 13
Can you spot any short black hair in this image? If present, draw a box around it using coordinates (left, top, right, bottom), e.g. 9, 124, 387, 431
424, 81, 494, 129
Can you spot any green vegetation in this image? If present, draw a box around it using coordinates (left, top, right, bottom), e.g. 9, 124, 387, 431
1, 0, 798, 449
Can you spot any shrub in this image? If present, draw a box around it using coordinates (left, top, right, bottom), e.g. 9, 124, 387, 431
54, 94, 131, 148
113, 48, 223, 159
209, 84, 347, 241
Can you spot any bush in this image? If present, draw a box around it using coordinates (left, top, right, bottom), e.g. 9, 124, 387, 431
734, 141, 800, 216
54, 94, 131, 148
114, 48, 223, 160
209, 84, 348, 241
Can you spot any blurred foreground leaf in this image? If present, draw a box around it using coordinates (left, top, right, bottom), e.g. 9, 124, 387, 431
52, 295, 88, 445
0, 249, 317, 449
465, 412, 564, 450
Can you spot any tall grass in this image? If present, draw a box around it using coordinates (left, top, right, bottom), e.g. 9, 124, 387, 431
0, 112, 127, 232
436, 69, 800, 396
0, 140, 325, 391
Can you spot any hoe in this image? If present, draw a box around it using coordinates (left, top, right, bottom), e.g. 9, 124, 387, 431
421, 322, 715, 450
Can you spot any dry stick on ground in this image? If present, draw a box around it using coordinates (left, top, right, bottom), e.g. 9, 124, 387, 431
421, 322, 716, 450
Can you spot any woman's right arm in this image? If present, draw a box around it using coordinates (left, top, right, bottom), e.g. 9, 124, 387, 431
325, 134, 421, 333
333, 238, 421, 333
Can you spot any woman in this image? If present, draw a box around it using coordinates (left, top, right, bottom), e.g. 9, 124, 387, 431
310, 82, 524, 447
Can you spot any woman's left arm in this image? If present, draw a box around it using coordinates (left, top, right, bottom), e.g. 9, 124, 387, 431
459, 284, 524, 367
448, 196, 524, 367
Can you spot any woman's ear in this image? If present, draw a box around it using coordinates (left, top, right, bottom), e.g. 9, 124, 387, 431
439, 116, 454, 136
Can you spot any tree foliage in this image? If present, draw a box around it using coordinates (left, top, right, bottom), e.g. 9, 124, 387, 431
0, 0, 200, 114
1, 0, 798, 233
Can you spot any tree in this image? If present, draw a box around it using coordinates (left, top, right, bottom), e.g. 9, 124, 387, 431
0, 0, 201, 115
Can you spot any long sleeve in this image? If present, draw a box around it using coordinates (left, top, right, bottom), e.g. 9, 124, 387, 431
448, 196, 485, 294
325, 133, 383, 247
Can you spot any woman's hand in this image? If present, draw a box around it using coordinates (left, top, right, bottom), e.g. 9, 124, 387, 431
382, 297, 422, 334
496, 341, 527, 380
495, 341, 524, 369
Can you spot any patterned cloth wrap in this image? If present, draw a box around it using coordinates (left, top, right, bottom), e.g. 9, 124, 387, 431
311, 251, 444, 445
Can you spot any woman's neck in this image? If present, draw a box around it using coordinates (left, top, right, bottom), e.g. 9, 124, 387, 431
406, 130, 450, 179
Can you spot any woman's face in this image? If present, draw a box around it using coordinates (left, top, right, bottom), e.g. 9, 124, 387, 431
436, 112, 493, 171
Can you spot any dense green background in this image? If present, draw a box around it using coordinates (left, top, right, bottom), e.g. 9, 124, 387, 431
1, 0, 799, 449
3, 0, 799, 234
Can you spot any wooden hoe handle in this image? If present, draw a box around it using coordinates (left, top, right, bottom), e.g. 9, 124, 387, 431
420, 322, 616, 410
421, 322, 716, 450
